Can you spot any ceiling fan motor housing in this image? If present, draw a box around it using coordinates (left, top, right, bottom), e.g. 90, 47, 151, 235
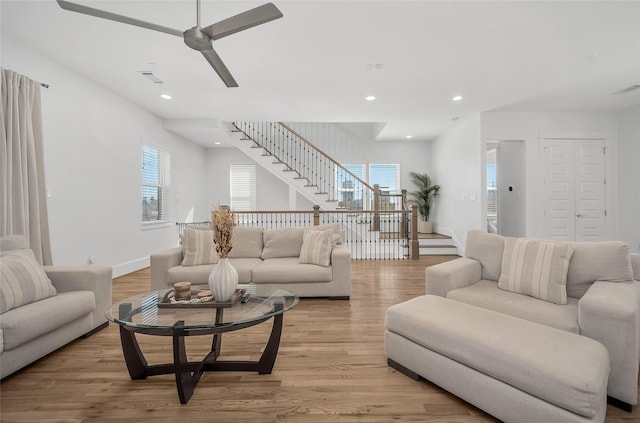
183, 28, 212, 52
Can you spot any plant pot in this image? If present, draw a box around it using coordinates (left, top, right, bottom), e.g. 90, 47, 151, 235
418, 221, 433, 234
208, 258, 238, 302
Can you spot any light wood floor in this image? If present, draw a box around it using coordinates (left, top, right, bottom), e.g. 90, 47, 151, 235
1, 257, 638, 422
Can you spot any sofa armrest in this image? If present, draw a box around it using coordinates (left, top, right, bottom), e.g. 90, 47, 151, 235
331, 244, 351, 298
425, 257, 482, 297
631, 253, 640, 281
579, 280, 640, 405
150, 247, 183, 291
44, 265, 113, 328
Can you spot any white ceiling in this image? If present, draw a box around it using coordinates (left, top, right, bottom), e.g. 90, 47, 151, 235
2, 0, 639, 147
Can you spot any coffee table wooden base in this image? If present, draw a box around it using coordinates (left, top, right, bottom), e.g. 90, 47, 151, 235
118, 310, 284, 404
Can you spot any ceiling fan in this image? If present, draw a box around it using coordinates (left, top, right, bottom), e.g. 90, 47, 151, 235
56, 0, 283, 87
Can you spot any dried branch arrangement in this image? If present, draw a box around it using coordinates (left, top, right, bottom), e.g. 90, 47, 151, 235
211, 205, 235, 258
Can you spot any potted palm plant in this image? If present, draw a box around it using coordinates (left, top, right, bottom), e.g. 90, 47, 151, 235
408, 172, 440, 233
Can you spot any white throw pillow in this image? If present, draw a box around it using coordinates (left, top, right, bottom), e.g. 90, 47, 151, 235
498, 238, 573, 305
181, 227, 219, 266
0, 249, 57, 314
299, 229, 332, 267
313, 223, 343, 244
261, 228, 306, 259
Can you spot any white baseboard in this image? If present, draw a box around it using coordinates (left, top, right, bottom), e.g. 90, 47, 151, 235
113, 256, 149, 278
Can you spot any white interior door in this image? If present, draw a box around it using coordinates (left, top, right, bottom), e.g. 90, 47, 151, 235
574, 140, 606, 241
541, 139, 605, 241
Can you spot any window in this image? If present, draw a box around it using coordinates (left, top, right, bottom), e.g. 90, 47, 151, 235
369, 163, 400, 209
336, 163, 400, 209
487, 162, 498, 216
230, 163, 256, 210
369, 164, 400, 194
142, 144, 170, 223
337, 164, 365, 209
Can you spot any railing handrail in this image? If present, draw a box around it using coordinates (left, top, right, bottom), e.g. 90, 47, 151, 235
277, 122, 375, 192
177, 204, 420, 259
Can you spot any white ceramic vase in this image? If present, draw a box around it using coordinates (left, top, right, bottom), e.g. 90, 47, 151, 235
208, 258, 238, 302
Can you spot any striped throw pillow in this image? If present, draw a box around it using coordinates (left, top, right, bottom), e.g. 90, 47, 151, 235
181, 228, 219, 266
1, 249, 57, 314
299, 229, 332, 267
498, 238, 574, 305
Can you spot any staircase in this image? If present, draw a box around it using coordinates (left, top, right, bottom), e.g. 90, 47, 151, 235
417, 233, 458, 255
231, 122, 377, 211
229, 121, 459, 258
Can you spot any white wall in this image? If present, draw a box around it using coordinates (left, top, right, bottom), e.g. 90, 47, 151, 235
2, 37, 209, 277
617, 106, 640, 253
429, 114, 483, 251
481, 111, 619, 240
205, 148, 290, 210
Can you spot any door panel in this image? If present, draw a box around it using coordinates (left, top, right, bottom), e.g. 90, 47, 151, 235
542, 142, 574, 241
541, 139, 605, 242
575, 140, 605, 241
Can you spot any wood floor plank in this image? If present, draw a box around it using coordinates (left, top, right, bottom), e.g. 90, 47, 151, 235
1, 257, 638, 422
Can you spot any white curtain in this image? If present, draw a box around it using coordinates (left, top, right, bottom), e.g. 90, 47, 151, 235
1, 69, 52, 265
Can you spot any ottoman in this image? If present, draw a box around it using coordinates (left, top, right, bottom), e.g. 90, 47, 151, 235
385, 295, 610, 423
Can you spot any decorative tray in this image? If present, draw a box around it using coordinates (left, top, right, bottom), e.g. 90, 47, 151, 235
158, 288, 247, 309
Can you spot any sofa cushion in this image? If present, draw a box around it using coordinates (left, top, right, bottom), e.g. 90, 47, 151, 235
0, 291, 95, 350
261, 228, 305, 259
167, 258, 262, 285
181, 227, 218, 266
252, 258, 333, 283
299, 229, 332, 267
1, 249, 57, 314
464, 230, 504, 282
632, 253, 640, 280
567, 241, 633, 298
498, 237, 573, 305
448, 280, 580, 333
385, 295, 609, 419
228, 227, 264, 259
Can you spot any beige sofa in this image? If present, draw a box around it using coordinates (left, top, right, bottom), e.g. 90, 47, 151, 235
1, 235, 112, 379
151, 224, 351, 299
385, 230, 640, 421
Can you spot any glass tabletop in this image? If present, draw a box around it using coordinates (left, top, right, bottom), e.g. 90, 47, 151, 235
106, 284, 298, 333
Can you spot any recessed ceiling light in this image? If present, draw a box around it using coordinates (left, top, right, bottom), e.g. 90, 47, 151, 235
452, 95, 463, 101
160, 94, 172, 100
214, 141, 221, 145
366, 95, 376, 101
406, 135, 413, 139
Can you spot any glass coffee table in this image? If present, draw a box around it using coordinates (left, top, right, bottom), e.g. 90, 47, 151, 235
106, 285, 298, 404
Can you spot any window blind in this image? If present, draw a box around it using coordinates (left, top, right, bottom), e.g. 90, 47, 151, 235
142, 144, 170, 222
230, 163, 256, 210
369, 163, 399, 193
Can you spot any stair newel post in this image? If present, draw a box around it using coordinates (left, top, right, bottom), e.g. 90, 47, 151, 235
400, 189, 408, 238
373, 184, 381, 231
313, 205, 320, 226
410, 204, 419, 259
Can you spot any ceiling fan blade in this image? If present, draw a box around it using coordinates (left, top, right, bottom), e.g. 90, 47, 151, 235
56, 0, 183, 37
202, 3, 283, 41
201, 49, 238, 88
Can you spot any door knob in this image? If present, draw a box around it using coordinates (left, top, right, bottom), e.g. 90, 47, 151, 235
576, 213, 585, 218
